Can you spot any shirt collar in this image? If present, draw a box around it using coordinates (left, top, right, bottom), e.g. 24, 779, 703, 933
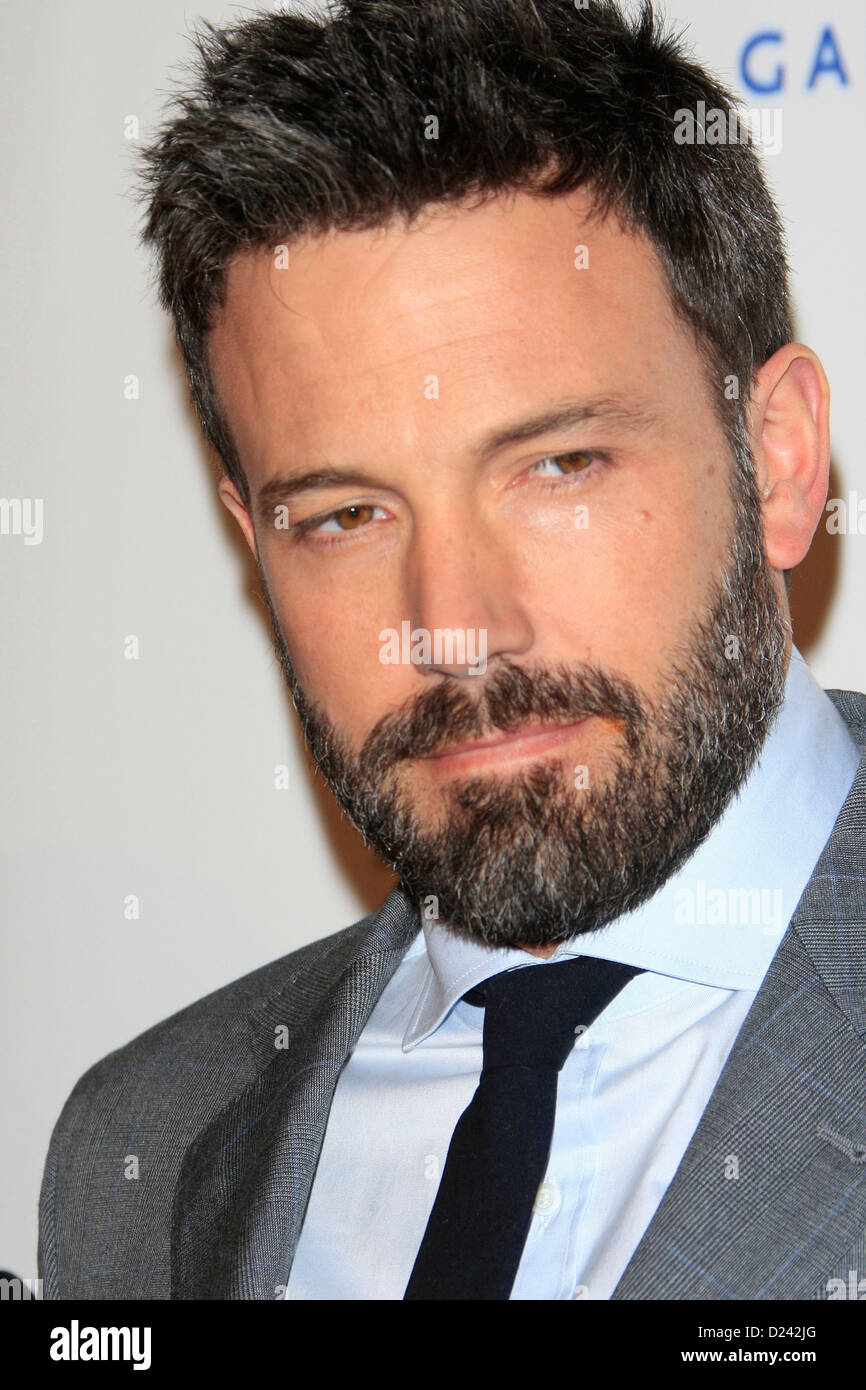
401, 647, 862, 1049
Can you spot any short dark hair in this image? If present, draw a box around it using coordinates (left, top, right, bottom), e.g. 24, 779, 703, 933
139, 0, 794, 522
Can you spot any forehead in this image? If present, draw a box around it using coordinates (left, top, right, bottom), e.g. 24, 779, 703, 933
208, 188, 703, 478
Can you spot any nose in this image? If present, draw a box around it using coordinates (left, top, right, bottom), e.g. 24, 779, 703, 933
404, 509, 534, 680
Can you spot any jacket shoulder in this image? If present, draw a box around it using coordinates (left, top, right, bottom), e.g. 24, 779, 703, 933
37, 905, 405, 1296
54, 911, 385, 1118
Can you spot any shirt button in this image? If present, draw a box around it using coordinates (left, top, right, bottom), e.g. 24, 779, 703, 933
533, 1179, 562, 1224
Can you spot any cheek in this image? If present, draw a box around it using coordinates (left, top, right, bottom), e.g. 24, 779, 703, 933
519, 485, 728, 675
269, 576, 416, 733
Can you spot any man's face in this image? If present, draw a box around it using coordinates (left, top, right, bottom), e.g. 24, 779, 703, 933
211, 188, 788, 948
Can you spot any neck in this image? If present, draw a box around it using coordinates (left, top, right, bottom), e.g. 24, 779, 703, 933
517, 943, 558, 960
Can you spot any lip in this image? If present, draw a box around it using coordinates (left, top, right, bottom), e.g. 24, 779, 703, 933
421, 718, 589, 771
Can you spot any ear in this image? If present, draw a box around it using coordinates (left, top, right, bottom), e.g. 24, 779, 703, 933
748, 345, 830, 572
218, 476, 258, 559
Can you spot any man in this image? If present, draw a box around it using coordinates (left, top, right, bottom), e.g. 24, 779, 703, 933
39, 0, 866, 1300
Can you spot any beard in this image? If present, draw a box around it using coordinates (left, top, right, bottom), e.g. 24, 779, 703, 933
260, 431, 790, 949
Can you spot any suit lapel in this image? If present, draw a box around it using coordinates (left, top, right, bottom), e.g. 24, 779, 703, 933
613, 690, 866, 1299
170, 886, 420, 1298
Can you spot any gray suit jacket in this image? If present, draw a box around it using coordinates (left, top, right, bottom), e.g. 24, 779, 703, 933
38, 688, 866, 1300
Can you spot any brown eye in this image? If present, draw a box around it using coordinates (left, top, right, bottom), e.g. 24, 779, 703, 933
555, 452, 593, 473
335, 504, 375, 530
529, 451, 597, 480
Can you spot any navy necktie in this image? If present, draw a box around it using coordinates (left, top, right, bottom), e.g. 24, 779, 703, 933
404, 954, 644, 1300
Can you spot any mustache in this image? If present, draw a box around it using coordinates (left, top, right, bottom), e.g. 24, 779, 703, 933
360, 659, 649, 777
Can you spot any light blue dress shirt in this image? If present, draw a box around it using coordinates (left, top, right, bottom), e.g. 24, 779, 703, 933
284, 649, 861, 1300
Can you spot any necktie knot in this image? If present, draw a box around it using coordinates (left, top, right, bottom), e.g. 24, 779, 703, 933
464, 955, 643, 1072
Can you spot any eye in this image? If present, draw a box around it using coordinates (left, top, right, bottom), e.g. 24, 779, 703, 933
314, 503, 387, 533
528, 451, 597, 478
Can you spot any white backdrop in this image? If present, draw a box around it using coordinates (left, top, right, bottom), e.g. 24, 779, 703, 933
2, 0, 864, 1282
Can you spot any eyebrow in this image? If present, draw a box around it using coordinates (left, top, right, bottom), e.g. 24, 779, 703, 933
253, 393, 659, 522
